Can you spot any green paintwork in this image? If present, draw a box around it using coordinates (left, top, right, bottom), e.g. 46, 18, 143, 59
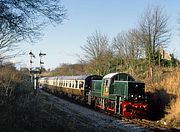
89, 73, 145, 101
90, 80, 129, 101
90, 80, 102, 97
112, 81, 128, 100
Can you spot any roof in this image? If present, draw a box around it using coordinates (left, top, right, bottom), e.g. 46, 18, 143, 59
56, 75, 89, 80
46, 76, 57, 80
39, 75, 102, 81
103, 72, 135, 81
103, 72, 119, 79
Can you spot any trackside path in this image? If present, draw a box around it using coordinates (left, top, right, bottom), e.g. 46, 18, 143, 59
39, 90, 149, 132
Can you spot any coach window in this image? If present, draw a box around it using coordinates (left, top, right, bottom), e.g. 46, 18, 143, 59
79, 81, 84, 89
62, 80, 64, 86
61, 81, 63, 87
66, 81, 68, 87
56, 80, 58, 86
69, 81, 71, 87
72, 81, 74, 88
71, 81, 73, 88
67, 81, 69, 87
59, 80, 61, 86
59, 81, 61, 86
75, 80, 78, 88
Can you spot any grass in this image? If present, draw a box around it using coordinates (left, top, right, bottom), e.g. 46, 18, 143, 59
144, 67, 180, 128
0, 87, 101, 131
0, 92, 62, 131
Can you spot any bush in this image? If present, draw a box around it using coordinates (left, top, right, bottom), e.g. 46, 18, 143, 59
0, 64, 33, 104
145, 67, 180, 128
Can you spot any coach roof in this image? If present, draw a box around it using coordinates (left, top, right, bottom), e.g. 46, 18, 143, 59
56, 75, 97, 80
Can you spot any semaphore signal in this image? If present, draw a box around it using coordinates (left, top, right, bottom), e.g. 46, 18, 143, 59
29, 51, 46, 90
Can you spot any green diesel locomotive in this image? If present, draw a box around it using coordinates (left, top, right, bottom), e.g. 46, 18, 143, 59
89, 72, 148, 118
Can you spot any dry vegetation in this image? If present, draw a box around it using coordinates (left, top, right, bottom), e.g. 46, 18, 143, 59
0, 65, 102, 131
0, 65, 22, 103
144, 67, 180, 128
0, 66, 80, 131
0, 64, 180, 130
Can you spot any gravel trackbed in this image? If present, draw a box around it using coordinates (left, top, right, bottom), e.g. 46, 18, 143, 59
40, 90, 149, 132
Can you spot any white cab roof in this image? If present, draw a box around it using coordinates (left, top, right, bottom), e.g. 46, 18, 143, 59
103, 72, 119, 79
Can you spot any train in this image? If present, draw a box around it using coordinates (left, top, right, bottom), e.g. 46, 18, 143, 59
38, 72, 148, 118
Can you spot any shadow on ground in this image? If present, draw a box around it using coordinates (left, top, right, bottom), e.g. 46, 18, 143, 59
146, 88, 176, 121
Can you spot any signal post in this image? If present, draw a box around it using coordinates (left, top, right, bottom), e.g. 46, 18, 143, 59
29, 51, 46, 90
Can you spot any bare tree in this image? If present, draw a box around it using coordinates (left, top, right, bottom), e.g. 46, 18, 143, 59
127, 29, 144, 59
81, 31, 113, 75
112, 31, 128, 60
112, 29, 144, 73
113, 30, 143, 59
0, 0, 66, 61
0, 22, 22, 62
139, 7, 170, 65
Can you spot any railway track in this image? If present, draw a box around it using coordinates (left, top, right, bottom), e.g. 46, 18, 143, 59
123, 118, 167, 131
96, 109, 170, 131
42, 89, 178, 131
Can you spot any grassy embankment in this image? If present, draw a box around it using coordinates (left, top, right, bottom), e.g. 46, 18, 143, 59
143, 67, 180, 128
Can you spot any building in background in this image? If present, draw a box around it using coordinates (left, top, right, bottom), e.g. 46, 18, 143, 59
159, 47, 172, 60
